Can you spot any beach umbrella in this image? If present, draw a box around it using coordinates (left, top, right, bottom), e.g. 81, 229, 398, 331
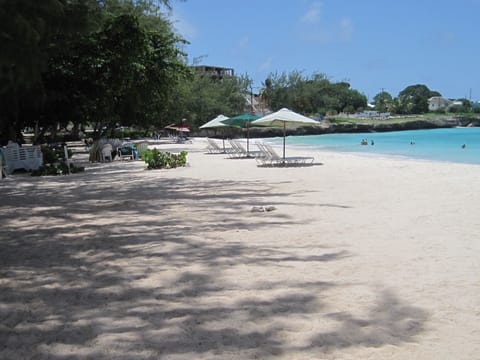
199, 114, 230, 129
252, 108, 320, 161
165, 123, 191, 142
165, 123, 190, 132
199, 114, 230, 151
221, 112, 260, 156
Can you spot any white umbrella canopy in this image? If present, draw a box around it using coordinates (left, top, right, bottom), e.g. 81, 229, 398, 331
199, 114, 231, 152
199, 114, 230, 129
252, 108, 321, 160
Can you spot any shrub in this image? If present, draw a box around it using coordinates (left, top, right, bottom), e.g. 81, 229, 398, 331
142, 149, 188, 169
32, 144, 84, 176
41, 144, 73, 164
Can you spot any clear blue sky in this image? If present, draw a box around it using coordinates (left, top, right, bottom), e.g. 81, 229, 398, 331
170, 0, 480, 102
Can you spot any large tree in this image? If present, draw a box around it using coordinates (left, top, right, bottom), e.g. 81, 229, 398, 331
373, 91, 393, 112
263, 71, 367, 115
168, 72, 250, 129
395, 84, 441, 114
0, 0, 67, 142
0, 0, 188, 144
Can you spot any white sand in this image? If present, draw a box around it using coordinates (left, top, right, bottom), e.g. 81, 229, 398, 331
1, 138, 479, 359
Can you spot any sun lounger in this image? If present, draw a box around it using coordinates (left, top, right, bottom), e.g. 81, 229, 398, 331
135, 142, 149, 159
255, 143, 275, 166
116, 143, 138, 161
2, 142, 43, 174
206, 138, 234, 154
257, 143, 314, 166
228, 139, 263, 158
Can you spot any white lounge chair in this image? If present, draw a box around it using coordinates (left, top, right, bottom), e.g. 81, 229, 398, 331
259, 143, 314, 166
255, 143, 275, 166
206, 138, 234, 154
116, 143, 137, 161
3, 142, 43, 174
135, 142, 149, 158
228, 139, 263, 159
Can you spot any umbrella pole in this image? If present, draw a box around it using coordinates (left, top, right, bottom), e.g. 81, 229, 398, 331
283, 122, 286, 162
246, 123, 250, 156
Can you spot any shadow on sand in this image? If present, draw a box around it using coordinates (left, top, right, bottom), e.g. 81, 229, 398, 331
0, 164, 428, 359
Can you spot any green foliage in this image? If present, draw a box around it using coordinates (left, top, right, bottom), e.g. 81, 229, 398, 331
395, 84, 440, 114
373, 91, 393, 112
32, 144, 83, 176
167, 72, 249, 129
433, 108, 447, 114
142, 149, 187, 169
112, 127, 150, 139
40, 144, 73, 164
0, 0, 188, 144
263, 71, 367, 116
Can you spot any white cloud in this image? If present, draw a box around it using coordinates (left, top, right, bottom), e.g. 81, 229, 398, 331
238, 36, 250, 50
338, 17, 353, 41
230, 36, 250, 56
298, 3, 354, 44
301, 1, 323, 24
258, 57, 273, 72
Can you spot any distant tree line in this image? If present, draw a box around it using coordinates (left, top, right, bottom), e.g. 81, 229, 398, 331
373, 84, 480, 115
263, 71, 368, 116
373, 84, 441, 114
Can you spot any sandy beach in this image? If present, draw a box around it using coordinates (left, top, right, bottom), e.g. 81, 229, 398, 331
1, 138, 479, 359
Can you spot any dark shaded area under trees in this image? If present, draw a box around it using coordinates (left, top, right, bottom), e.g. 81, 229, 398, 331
0, 0, 191, 145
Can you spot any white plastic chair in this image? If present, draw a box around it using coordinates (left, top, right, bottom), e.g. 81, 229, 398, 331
101, 144, 113, 162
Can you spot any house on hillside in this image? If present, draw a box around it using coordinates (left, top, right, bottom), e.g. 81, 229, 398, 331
192, 64, 271, 115
243, 92, 271, 116
428, 96, 453, 111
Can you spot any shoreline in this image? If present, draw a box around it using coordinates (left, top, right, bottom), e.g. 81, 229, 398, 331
1, 138, 479, 359
259, 126, 480, 166
231, 114, 480, 141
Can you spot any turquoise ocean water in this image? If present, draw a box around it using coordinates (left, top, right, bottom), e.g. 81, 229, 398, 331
266, 127, 480, 165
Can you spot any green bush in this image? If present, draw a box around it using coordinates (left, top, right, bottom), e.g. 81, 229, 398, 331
41, 144, 73, 164
32, 144, 84, 176
142, 149, 188, 169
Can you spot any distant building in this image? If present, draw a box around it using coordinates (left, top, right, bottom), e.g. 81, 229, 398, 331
352, 110, 390, 118
428, 96, 453, 111
192, 65, 270, 115
192, 65, 235, 80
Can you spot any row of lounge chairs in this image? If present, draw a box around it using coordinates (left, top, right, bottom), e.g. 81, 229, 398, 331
228, 139, 263, 159
206, 138, 235, 154
255, 143, 314, 167
206, 138, 314, 167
